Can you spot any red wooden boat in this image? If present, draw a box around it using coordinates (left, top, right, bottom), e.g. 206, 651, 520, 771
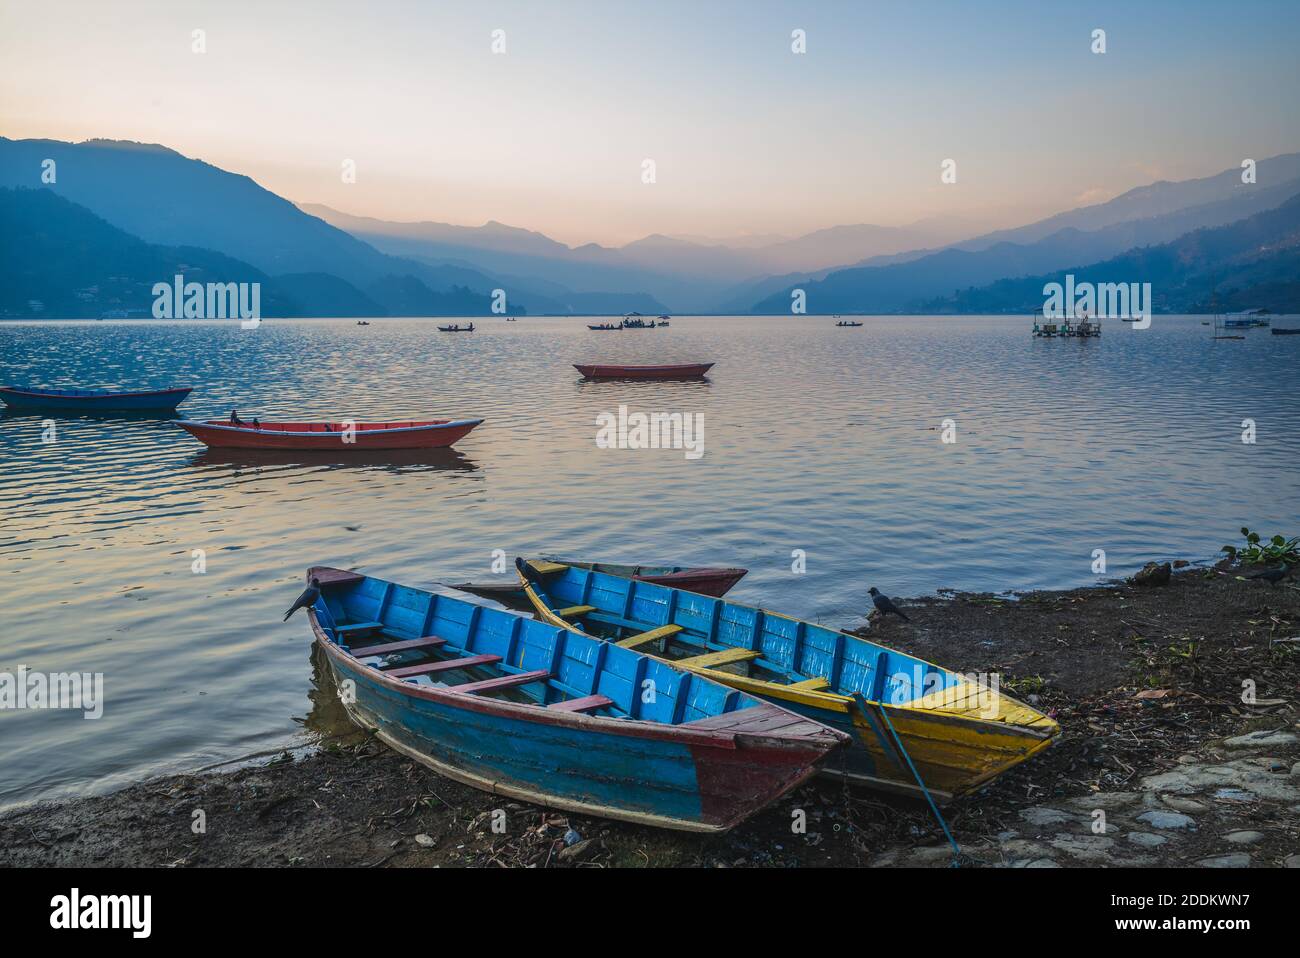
574, 362, 713, 380
174, 418, 483, 450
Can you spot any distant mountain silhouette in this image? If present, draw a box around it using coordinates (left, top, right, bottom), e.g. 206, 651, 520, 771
916, 192, 1300, 314
751, 161, 1300, 314
0, 188, 499, 318
0, 137, 520, 315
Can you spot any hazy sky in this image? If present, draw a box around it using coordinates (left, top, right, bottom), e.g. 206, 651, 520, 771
3, 0, 1298, 246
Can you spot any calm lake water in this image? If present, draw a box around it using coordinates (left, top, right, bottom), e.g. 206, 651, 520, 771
1, 314, 1297, 808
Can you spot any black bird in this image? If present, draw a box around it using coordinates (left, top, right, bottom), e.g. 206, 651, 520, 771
284, 577, 321, 621
1246, 563, 1289, 584
868, 586, 910, 622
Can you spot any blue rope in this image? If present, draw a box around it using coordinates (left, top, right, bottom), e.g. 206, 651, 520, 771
856, 693, 961, 865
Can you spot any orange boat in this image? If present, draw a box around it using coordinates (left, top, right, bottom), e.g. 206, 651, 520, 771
174, 418, 483, 450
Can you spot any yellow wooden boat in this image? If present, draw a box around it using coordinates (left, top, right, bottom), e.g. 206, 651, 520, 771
518, 559, 1059, 803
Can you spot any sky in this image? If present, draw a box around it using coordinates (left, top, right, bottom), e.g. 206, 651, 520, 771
2, 0, 1299, 246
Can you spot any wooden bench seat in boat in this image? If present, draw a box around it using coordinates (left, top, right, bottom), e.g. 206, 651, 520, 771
789, 677, 831, 691
451, 669, 552, 694
547, 694, 614, 713
554, 604, 596, 618
349, 636, 446, 657
616, 623, 683, 649
677, 648, 761, 669
387, 653, 501, 678
335, 621, 384, 637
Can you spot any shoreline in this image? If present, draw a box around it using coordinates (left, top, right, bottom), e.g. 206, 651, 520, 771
2, 561, 1296, 868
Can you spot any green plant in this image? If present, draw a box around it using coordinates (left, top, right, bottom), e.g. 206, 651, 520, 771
1221, 527, 1299, 566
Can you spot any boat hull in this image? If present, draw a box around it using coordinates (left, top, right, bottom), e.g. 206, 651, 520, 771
455, 562, 747, 606
575, 363, 713, 379
305, 567, 846, 832
0, 386, 192, 412
174, 418, 482, 450
322, 648, 832, 831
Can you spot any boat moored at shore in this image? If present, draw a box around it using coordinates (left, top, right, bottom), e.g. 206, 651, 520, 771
518, 558, 1059, 803
302, 566, 849, 831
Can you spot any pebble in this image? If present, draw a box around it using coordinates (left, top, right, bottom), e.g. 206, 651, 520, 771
1223, 830, 1265, 845
1224, 730, 1298, 749
1159, 795, 1208, 813
1136, 810, 1197, 830
414, 833, 435, 847
1213, 788, 1256, 803
1196, 853, 1251, 868
1126, 831, 1168, 848
1020, 807, 1072, 826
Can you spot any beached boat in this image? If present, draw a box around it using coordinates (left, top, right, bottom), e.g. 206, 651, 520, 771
174, 418, 483, 450
0, 385, 192, 413
437, 323, 475, 332
517, 559, 1059, 803
301, 566, 848, 831
455, 560, 747, 604
574, 362, 713, 380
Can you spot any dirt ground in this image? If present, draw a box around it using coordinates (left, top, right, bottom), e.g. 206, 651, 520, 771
3, 560, 1297, 868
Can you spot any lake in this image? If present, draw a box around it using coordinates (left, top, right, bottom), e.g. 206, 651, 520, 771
1, 314, 1297, 809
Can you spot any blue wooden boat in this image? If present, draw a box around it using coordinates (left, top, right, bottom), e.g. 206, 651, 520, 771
0, 385, 193, 413
518, 559, 1059, 804
301, 567, 848, 832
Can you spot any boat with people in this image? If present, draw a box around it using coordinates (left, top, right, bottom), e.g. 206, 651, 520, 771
0, 385, 193, 413
517, 558, 1059, 802
588, 322, 622, 330
456, 559, 747, 605
574, 362, 713, 380
174, 417, 483, 450
437, 323, 475, 332
356, 320, 371, 326
657, 315, 671, 327
835, 320, 863, 327
620, 312, 655, 329
298, 566, 849, 831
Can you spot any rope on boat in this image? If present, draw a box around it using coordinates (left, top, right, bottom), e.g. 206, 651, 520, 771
855, 693, 961, 865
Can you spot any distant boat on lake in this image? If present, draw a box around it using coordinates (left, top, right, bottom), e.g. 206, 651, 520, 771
575, 362, 713, 380
437, 323, 475, 332
174, 418, 483, 450
0, 385, 192, 413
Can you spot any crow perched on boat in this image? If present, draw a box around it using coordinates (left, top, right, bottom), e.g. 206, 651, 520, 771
1245, 563, 1289, 584
284, 577, 321, 621
868, 587, 910, 622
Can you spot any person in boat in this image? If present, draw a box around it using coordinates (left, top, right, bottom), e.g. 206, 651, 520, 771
468, 322, 475, 331
229, 409, 244, 427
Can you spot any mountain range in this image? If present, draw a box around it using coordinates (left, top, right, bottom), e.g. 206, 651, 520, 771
2, 135, 1298, 319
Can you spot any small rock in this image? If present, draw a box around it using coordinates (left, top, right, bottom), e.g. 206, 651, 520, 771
1224, 730, 1298, 749
1173, 559, 1190, 568
414, 833, 436, 847
1160, 795, 1208, 813
1131, 562, 1171, 587
1050, 835, 1115, 860
1213, 788, 1256, 803
1196, 853, 1251, 868
1020, 807, 1072, 827
557, 838, 595, 863
1223, 830, 1265, 845
1069, 792, 1139, 810
1136, 810, 1197, 830
1126, 831, 1168, 848
995, 830, 1019, 842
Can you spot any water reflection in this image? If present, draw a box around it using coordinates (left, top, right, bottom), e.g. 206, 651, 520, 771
187, 446, 480, 474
